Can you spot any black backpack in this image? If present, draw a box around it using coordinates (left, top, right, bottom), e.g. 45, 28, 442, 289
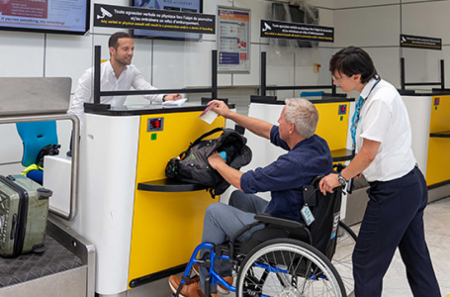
165, 127, 252, 197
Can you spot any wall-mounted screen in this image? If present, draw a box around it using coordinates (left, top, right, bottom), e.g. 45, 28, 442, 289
0, 0, 90, 35
271, 3, 319, 48
130, 0, 203, 41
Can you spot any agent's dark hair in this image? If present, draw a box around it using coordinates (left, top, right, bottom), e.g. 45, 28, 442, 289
329, 46, 377, 84
108, 32, 132, 50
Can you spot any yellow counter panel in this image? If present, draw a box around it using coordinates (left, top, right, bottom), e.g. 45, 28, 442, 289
128, 111, 225, 288
426, 95, 450, 186
314, 101, 350, 153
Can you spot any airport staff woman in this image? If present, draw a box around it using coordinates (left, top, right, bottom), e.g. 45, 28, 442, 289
319, 46, 441, 297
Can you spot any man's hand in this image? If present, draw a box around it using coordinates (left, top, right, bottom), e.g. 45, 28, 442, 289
319, 173, 340, 195
208, 100, 232, 118
208, 151, 243, 190
208, 151, 226, 169
164, 94, 182, 101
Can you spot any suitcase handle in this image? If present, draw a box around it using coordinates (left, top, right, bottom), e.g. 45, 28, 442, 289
6, 175, 16, 181
37, 188, 52, 200
10, 214, 17, 240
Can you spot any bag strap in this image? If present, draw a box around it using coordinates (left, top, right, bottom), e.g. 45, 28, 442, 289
179, 127, 224, 159
36, 144, 60, 167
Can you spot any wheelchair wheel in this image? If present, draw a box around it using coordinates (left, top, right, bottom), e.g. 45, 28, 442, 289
332, 221, 358, 297
236, 238, 346, 297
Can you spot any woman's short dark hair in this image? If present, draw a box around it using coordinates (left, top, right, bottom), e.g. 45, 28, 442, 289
108, 32, 132, 50
329, 46, 378, 84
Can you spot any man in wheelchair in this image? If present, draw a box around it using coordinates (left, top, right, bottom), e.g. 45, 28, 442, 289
169, 98, 334, 297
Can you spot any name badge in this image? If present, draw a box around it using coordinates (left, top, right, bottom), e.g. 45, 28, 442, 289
301, 205, 315, 226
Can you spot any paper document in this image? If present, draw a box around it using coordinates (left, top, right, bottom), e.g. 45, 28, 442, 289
199, 103, 218, 124
162, 98, 187, 106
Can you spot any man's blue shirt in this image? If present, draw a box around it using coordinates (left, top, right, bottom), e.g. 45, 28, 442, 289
240, 126, 333, 220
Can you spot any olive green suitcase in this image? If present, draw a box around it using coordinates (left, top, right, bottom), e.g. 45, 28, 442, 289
0, 175, 52, 257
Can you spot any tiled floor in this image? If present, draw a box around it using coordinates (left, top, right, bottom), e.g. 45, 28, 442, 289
130, 197, 450, 297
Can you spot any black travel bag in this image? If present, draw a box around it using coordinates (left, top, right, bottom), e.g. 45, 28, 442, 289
165, 127, 252, 197
0, 175, 52, 257
302, 176, 342, 260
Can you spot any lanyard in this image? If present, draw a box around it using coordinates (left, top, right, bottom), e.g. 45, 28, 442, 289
351, 76, 381, 152
359, 76, 381, 112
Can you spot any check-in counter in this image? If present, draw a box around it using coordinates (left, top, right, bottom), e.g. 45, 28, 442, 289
241, 97, 354, 218
53, 103, 227, 296
401, 94, 433, 177
401, 92, 450, 201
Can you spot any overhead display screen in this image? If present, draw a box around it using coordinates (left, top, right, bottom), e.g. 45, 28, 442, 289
0, 0, 90, 35
131, 0, 202, 40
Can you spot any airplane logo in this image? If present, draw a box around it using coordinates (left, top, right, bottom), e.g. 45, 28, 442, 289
262, 22, 271, 32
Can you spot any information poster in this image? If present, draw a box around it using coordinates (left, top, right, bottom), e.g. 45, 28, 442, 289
0, 0, 88, 33
217, 6, 250, 73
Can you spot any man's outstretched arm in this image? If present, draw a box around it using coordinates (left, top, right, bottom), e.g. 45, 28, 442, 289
208, 100, 273, 140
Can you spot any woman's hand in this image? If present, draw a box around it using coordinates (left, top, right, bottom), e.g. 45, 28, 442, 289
319, 173, 340, 195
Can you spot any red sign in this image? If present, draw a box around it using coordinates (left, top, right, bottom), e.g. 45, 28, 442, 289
3, 0, 48, 19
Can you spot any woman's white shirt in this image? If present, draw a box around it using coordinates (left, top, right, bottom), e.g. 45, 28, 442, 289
356, 78, 416, 182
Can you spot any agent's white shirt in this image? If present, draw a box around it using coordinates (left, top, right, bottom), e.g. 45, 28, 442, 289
67, 60, 163, 129
356, 78, 416, 182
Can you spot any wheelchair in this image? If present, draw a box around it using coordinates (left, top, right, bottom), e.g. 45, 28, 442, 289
172, 175, 358, 297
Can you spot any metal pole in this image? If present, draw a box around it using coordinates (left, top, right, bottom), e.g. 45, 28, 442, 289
261, 52, 267, 96
332, 78, 336, 95
94, 46, 101, 104
0, 114, 79, 221
440, 59, 445, 89
212, 50, 218, 99
400, 57, 405, 91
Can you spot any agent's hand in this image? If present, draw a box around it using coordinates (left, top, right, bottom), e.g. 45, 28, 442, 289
207, 100, 232, 118
208, 151, 226, 169
319, 173, 340, 195
164, 94, 182, 101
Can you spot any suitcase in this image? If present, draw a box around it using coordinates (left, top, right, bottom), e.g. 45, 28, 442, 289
0, 175, 52, 257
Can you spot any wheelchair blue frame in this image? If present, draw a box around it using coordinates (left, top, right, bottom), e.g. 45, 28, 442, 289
177, 243, 235, 295
173, 172, 355, 297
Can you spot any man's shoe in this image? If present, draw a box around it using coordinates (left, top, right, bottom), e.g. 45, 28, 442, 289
217, 276, 233, 295
169, 275, 203, 297
190, 264, 233, 295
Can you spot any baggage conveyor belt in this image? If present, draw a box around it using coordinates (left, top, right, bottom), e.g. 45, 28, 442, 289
0, 234, 83, 287
0, 217, 95, 297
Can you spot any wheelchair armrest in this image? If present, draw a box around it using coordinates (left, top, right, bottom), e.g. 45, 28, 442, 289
229, 221, 265, 244
254, 213, 305, 229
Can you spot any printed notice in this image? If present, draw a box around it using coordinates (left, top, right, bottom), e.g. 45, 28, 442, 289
260, 19, 334, 43
217, 6, 250, 73
93, 3, 215, 35
400, 34, 441, 50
